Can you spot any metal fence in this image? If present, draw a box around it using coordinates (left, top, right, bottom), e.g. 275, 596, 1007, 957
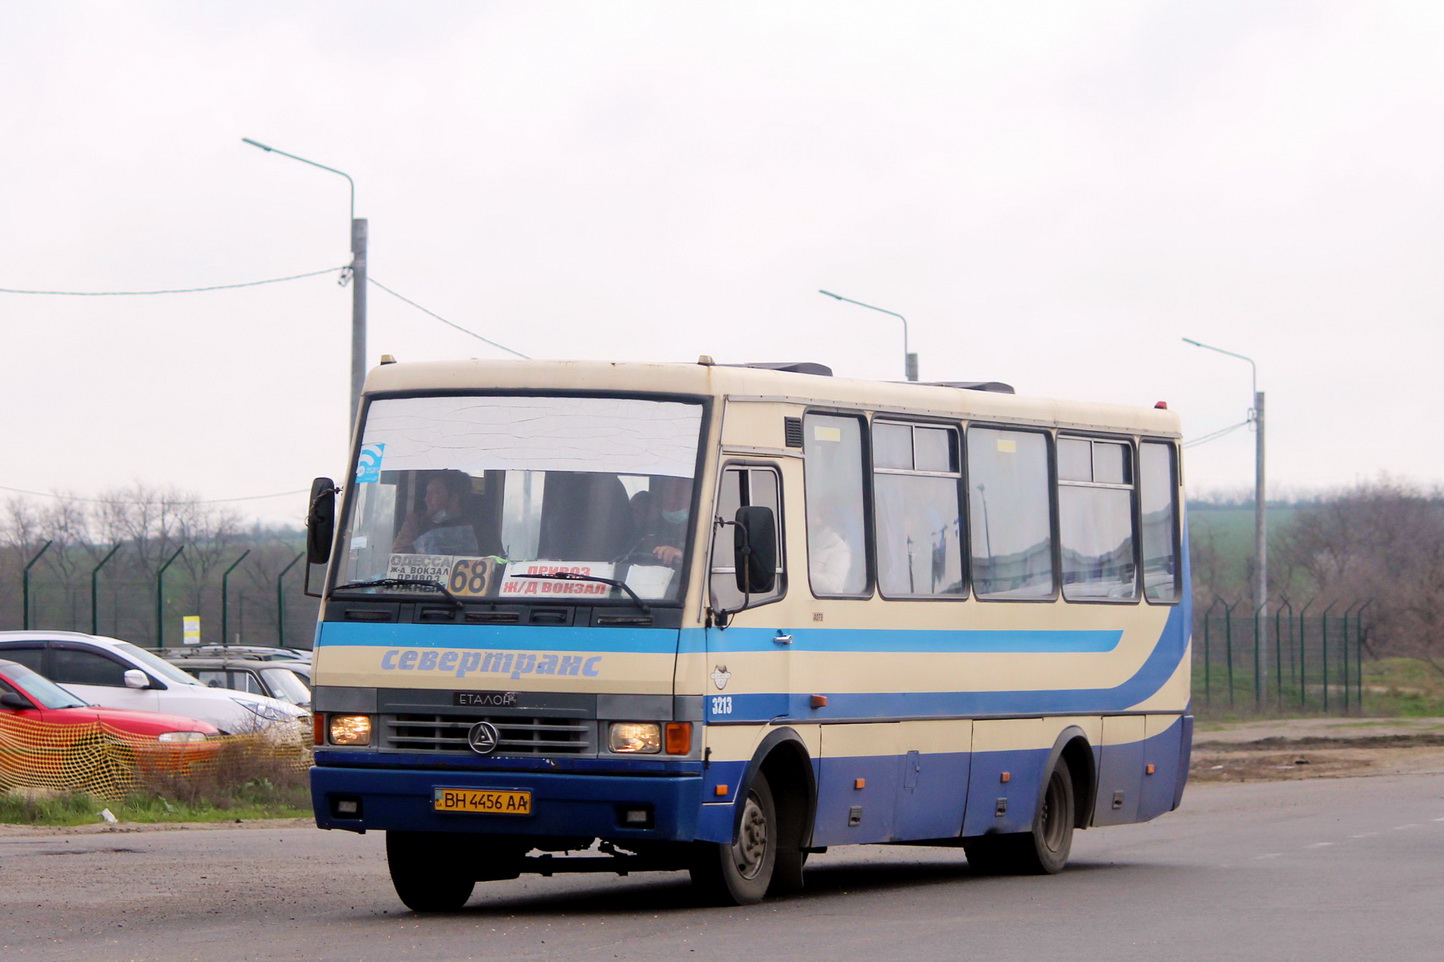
1, 543, 319, 652
1194, 599, 1371, 713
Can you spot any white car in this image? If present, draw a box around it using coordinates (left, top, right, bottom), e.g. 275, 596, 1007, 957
0, 631, 310, 736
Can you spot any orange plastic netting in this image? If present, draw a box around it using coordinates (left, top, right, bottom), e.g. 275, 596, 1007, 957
0, 713, 309, 802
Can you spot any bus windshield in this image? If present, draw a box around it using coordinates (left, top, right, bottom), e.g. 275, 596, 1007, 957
335, 395, 704, 605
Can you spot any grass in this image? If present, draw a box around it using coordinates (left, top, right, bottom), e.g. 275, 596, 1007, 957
1358, 657, 1444, 717
1192, 655, 1444, 721
0, 735, 312, 827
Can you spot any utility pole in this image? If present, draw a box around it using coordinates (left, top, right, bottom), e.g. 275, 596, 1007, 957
1184, 338, 1267, 697
244, 137, 366, 428
350, 217, 367, 430
1253, 388, 1267, 691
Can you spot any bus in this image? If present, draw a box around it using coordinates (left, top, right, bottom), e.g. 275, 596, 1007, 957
305, 357, 1192, 910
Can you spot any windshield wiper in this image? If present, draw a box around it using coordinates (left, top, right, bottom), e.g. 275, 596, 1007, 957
510, 572, 651, 613
333, 578, 464, 611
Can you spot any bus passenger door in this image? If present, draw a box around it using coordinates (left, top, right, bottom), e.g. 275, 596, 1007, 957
705, 463, 790, 724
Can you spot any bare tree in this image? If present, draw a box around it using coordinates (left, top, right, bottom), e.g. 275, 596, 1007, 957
1277, 479, 1444, 673
174, 497, 245, 621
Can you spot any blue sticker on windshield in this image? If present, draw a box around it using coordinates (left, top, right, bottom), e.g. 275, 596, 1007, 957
356, 443, 385, 484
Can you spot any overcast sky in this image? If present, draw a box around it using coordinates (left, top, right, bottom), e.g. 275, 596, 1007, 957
3, 1, 1440, 525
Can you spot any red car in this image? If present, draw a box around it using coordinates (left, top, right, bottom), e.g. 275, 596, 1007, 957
0, 659, 220, 788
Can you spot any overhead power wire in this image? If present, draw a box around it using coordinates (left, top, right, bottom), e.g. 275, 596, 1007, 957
368, 276, 530, 359
0, 266, 346, 296
1183, 419, 1251, 449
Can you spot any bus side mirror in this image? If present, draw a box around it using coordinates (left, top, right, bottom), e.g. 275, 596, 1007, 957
306, 477, 338, 565
733, 506, 777, 594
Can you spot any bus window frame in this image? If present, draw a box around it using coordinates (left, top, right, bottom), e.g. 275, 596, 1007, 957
1138, 438, 1183, 607
801, 409, 875, 600
870, 416, 969, 602
326, 388, 714, 610
1055, 432, 1142, 606
708, 460, 788, 615
964, 422, 1061, 604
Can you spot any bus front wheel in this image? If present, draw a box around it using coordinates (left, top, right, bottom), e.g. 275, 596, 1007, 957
690, 772, 777, 905
387, 831, 523, 912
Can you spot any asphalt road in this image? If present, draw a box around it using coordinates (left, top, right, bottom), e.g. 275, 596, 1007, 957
1, 772, 1441, 962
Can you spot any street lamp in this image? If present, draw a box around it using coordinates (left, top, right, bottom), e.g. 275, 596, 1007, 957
818, 290, 918, 381
1184, 337, 1267, 697
243, 137, 367, 429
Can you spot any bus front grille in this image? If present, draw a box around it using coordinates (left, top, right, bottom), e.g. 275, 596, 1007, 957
383, 713, 593, 755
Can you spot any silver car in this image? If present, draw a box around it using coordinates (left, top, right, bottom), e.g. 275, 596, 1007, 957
0, 630, 309, 736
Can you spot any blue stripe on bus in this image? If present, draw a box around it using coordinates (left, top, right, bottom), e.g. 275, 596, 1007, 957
704, 601, 1191, 720
314, 622, 1121, 655
314, 622, 680, 653
686, 627, 1122, 654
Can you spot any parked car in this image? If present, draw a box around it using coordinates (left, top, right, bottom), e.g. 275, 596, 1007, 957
167, 645, 312, 663
0, 631, 309, 737
0, 658, 220, 773
166, 657, 312, 710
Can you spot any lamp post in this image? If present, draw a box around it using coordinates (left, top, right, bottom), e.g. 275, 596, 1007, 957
1184, 337, 1267, 697
243, 137, 367, 429
818, 290, 918, 381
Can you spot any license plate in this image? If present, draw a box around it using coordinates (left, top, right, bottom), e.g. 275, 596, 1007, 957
433, 788, 533, 815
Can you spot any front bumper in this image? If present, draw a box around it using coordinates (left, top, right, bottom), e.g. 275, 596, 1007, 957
312, 763, 707, 841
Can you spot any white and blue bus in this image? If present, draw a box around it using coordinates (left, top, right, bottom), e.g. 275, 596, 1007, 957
306, 358, 1191, 909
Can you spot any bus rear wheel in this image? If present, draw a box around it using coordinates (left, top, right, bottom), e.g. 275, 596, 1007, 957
964, 756, 1075, 876
690, 772, 777, 905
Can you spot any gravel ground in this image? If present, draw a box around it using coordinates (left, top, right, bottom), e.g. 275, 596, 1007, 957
1191, 716, 1444, 782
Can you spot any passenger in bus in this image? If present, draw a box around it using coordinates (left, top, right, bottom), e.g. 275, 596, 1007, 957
808, 518, 854, 593
393, 471, 480, 556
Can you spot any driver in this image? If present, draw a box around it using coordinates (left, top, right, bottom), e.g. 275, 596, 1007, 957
632, 476, 692, 565
393, 471, 479, 555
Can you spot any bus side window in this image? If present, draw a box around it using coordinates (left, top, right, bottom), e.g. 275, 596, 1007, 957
968, 427, 1055, 600
710, 466, 785, 611
803, 414, 869, 596
1139, 441, 1180, 603
873, 421, 965, 598
1057, 436, 1138, 602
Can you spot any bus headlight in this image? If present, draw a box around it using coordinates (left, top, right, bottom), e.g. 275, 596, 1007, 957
608, 722, 661, 754
328, 714, 372, 746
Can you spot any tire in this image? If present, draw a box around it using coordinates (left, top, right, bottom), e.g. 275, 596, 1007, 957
769, 846, 808, 897
964, 756, 1075, 876
1023, 756, 1075, 874
690, 772, 777, 905
386, 831, 477, 912
961, 833, 1010, 875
